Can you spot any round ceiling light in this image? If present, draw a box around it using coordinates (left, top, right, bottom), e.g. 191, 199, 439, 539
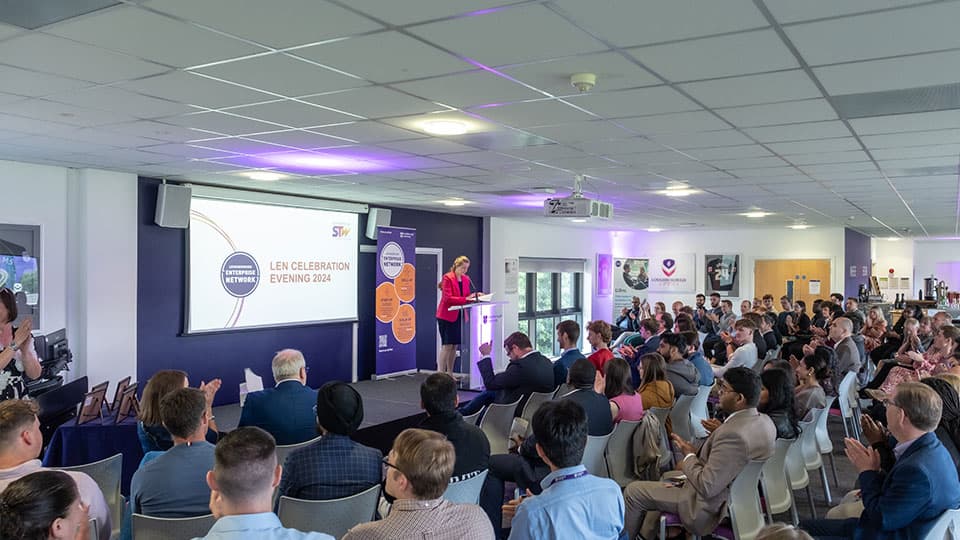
421, 120, 468, 136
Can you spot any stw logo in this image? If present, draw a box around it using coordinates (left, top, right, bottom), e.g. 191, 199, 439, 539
662, 258, 676, 277
332, 225, 351, 238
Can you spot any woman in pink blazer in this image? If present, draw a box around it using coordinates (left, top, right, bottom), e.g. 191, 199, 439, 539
436, 256, 479, 373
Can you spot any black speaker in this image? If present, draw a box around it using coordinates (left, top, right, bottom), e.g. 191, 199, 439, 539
365, 208, 392, 240
155, 183, 192, 229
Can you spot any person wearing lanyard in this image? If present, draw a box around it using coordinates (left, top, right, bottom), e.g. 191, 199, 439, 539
503, 400, 623, 540
0, 287, 41, 400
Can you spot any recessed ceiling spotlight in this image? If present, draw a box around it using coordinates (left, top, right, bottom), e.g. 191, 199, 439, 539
740, 211, 772, 218
886, 237, 901, 242
656, 186, 700, 197
571, 218, 587, 223
437, 198, 470, 207
788, 224, 811, 230
421, 120, 468, 136
646, 227, 663, 232
244, 171, 286, 181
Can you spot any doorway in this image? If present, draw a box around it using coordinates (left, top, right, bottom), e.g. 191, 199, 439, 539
754, 259, 832, 307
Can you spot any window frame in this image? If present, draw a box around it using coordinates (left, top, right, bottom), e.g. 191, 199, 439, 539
518, 271, 582, 357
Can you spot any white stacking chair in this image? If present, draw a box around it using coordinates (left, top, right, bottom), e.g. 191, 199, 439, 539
923, 508, 960, 540
443, 470, 488, 504
462, 409, 482, 426
837, 371, 862, 440
276, 434, 322, 467
800, 408, 832, 505
582, 432, 612, 477
784, 429, 817, 518
479, 397, 523, 455
520, 389, 556, 424
132, 513, 216, 540
604, 420, 641, 488
88, 519, 97, 540
553, 384, 575, 398
611, 332, 636, 354
669, 393, 698, 442
56, 453, 122, 539
814, 398, 841, 487
760, 438, 800, 525
689, 384, 712, 439
278, 484, 380, 539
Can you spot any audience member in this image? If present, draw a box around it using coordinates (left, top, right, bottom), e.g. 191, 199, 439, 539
0, 470, 88, 540
743, 312, 769, 361
759, 369, 800, 439
939, 373, 960, 395
459, 332, 554, 416
671, 301, 683, 319
619, 318, 662, 387
560, 359, 613, 436
658, 332, 700, 397
552, 320, 585, 387
138, 369, 219, 453
503, 400, 624, 540
862, 307, 888, 354
637, 353, 676, 432
659, 312, 674, 336
762, 294, 778, 317
712, 319, 759, 376
794, 352, 829, 421
585, 320, 614, 372
759, 314, 778, 354
600, 357, 644, 423
418, 373, 489, 481
201, 427, 334, 539
680, 330, 714, 387
675, 314, 696, 335
870, 305, 922, 364
741, 299, 753, 317
623, 368, 776, 539
829, 317, 861, 394
801, 382, 960, 538
0, 400, 111, 540
238, 349, 319, 445
277, 382, 381, 502
343, 429, 493, 540
758, 523, 812, 540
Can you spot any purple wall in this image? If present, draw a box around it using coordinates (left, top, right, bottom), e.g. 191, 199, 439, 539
844, 227, 871, 299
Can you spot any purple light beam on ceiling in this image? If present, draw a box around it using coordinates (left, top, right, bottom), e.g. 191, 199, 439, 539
244, 151, 396, 174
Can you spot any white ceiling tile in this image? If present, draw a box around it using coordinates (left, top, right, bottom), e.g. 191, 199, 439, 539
56, 128, 166, 148
800, 162, 878, 175
137, 143, 239, 159
871, 144, 960, 160
192, 138, 296, 154
144, 0, 383, 49
850, 110, 960, 136
47, 86, 191, 119
686, 145, 773, 160
85, 147, 181, 164
767, 137, 862, 155
432, 151, 522, 167
193, 54, 368, 98
574, 137, 667, 155
392, 70, 542, 108
242, 129, 362, 149
765, 0, 928, 23
0, 33, 167, 84
678, 70, 821, 108
653, 130, 754, 149
500, 51, 660, 95
727, 166, 799, 178
743, 120, 852, 142
861, 129, 960, 149
878, 156, 960, 169
502, 144, 588, 160
528, 121, 633, 144
103, 120, 204, 143
786, 2, 960, 65
10, 135, 118, 154
162, 111, 285, 136
46, 6, 264, 68
301, 87, 444, 119
615, 110, 730, 135
814, 49, 960, 95
568, 86, 700, 119
314, 122, 425, 143
785, 150, 871, 165
0, 99, 134, 127
708, 156, 789, 170
408, 4, 606, 66
293, 31, 473, 84
119, 71, 276, 108
225, 100, 358, 129
716, 99, 837, 127
551, 0, 767, 48
0, 65, 92, 97
472, 99, 593, 128
423, 166, 490, 178
0, 92, 24, 106
378, 138, 480, 156
0, 21, 22, 40
627, 30, 798, 82
349, 0, 517, 26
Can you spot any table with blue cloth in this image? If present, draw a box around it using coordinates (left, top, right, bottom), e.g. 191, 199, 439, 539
42, 415, 143, 496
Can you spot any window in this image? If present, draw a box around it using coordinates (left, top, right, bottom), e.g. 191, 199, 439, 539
518, 271, 583, 357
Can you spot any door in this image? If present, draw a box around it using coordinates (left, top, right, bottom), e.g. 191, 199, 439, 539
754, 259, 831, 307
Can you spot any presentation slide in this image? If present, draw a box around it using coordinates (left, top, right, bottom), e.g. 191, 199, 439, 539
187, 197, 358, 333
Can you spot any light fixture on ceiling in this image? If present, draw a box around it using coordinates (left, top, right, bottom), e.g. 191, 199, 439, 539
570, 73, 597, 93
788, 223, 811, 230
437, 198, 471, 207
740, 211, 772, 218
646, 227, 663, 232
886, 237, 901, 242
420, 120, 468, 136
243, 171, 286, 181
571, 218, 587, 223
656, 185, 700, 197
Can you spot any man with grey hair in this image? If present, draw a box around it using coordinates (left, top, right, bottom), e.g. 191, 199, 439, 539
238, 349, 318, 445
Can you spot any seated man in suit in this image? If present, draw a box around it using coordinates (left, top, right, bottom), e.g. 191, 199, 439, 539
623, 367, 776, 539
620, 318, 663, 388
276, 382, 382, 502
458, 332, 555, 416
418, 373, 490, 482
238, 349, 318, 445
553, 320, 585, 387
802, 382, 960, 539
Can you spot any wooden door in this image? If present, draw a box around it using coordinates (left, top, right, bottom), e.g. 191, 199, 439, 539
754, 259, 832, 307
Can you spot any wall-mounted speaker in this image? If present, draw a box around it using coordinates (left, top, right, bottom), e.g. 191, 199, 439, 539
365, 208, 392, 240
155, 183, 192, 229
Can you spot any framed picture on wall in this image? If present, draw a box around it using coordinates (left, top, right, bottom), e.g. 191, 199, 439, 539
704, 254, 740, 297
0, 224, 41, 329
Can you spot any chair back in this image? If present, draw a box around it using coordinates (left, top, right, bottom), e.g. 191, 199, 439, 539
462, 409, 481, 426
604, 420, 641, 488
520, 389, 556, 424
56, 453, 122, 538
799, 409, 826, 470
923, 508, 960, 540
689, 384, 712, 439
582, 432, 612, 477
276, 435, 322, 466
479, 396, 523, 455
837, 371, 858, 419
814, 397, 833, 453
669, 394, 697, 441
443, 470, 488, 504
278, 483, 380, 539
611, 332, 636, 352
760, 438, 796, 516
553, 384, 574, 398
132, 513, 216, 540
784, 430, 810, 490
727, 459, 767, 540
647, 407, 674, 470
88, 518, 97, 540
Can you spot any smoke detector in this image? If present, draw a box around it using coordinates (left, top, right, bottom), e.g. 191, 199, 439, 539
570, 73, 596, 93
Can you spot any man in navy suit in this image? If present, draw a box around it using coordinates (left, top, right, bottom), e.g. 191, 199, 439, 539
619, 319, 662, 388
553, 320, 585, 387
802, 382, 960, 539
238, 349, 318, 445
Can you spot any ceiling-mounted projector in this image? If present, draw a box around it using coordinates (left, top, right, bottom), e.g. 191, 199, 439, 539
543, 175, 613, 219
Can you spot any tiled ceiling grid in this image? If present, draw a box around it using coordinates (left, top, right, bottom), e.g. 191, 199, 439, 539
0, 0, 957, 237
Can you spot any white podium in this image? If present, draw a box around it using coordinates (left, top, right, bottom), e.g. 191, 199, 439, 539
448, 300, 507, 390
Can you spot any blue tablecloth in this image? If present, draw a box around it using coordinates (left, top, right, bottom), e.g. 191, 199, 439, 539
42, 415, 143, 496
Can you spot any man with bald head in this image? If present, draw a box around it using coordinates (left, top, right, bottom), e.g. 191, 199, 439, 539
238, 349, 319, 445
830, 317, 861, 394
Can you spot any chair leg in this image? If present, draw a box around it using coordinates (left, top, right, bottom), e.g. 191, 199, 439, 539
759, 482, 772, 524
841, 417, 850, 439
805, 486, 817, 519
827, 452, 839, 487
818, 466, 833, 505
790, 496, 800, 527
659, 515, 666, 540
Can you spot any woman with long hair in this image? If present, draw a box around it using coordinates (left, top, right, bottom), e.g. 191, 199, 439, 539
862, 306, 887, 353
0, 287, 41, 400
138, 369, 220, 452
0, 471, 87, 540
794, 351, 829, 421
637, 352, 675, 433
759, 368, 800, 439
601, 357, 644, 423
435, 255, 482, 374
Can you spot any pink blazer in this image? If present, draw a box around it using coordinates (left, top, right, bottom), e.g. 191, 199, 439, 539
436, 272, 473, 322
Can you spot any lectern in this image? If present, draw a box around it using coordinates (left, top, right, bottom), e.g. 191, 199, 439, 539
448, 300, 507, 390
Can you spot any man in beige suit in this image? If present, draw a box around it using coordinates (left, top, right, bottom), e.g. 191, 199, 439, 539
623, 367, 776, 539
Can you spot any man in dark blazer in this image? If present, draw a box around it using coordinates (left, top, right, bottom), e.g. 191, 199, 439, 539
801, 382, 960, 539
459, 332, 555, 416
620, 318, 663, 388
553, 320, 585, 387
238, 349, 318, 445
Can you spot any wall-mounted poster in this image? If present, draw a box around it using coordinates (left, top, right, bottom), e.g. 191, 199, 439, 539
504, 258, 518, 294
613, 257, 648, 318
704, 254, 740, 297
648, 253, 696, 293
596, 253, 612, 297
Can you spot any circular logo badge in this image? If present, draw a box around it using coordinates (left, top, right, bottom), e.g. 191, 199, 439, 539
220, 251, 260, 298
379, 242, 404, 279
